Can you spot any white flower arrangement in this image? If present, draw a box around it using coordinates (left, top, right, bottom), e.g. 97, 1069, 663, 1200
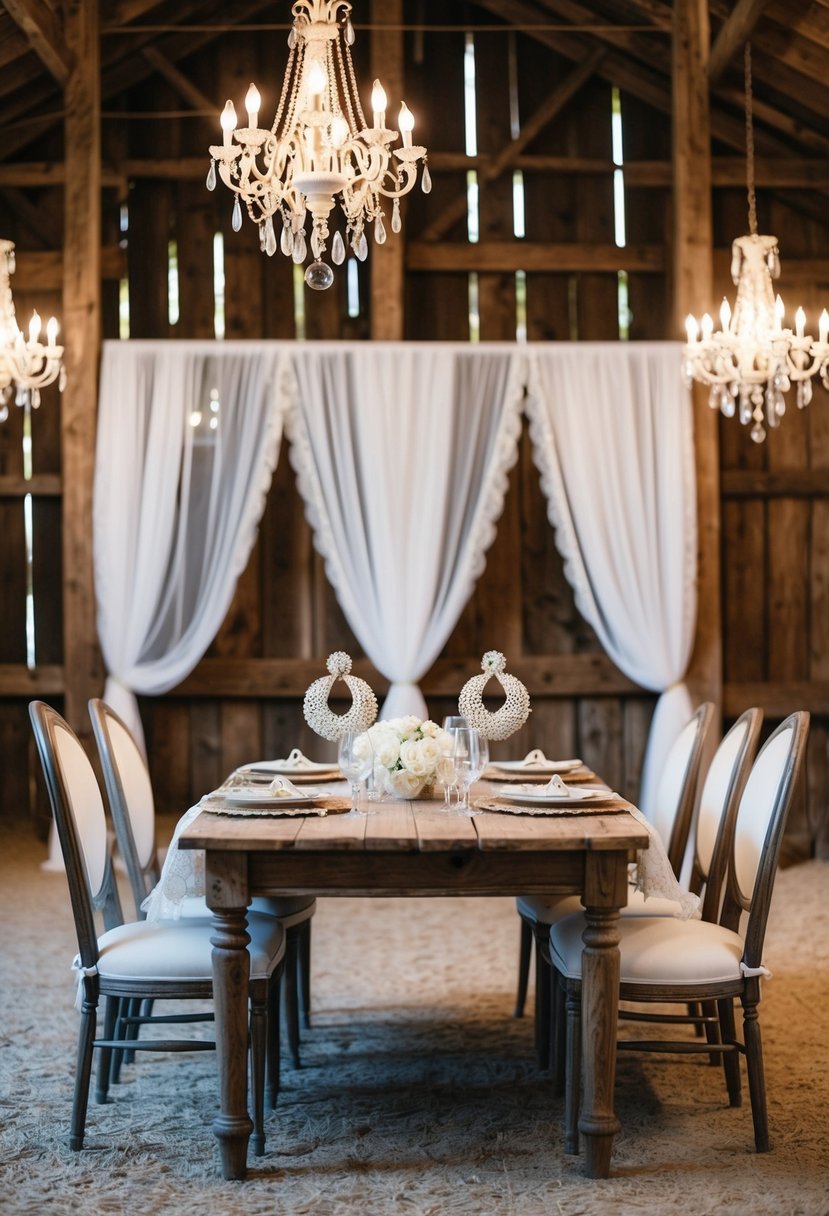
355, 716, 454, 799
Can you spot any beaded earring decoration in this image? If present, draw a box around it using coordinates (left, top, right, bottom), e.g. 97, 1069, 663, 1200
458, 650, 531, 741
303, 651, 379, 741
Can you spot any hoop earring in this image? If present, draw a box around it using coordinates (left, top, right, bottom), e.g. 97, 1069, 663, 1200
458, 650, 531, 741
303, 651, 379, 741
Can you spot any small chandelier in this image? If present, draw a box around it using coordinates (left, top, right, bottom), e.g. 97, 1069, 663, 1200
683, 45, 829, 443
0, 239, 64, 422
207, 0, 430, 292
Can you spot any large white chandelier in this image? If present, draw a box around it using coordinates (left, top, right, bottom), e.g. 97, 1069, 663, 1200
683, 45, 829, 443
0, 239, 64, 422
207, 0, 430, 291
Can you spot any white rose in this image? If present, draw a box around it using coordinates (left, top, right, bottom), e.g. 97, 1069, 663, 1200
386, 767, 425, 798
400, 737, 433, 777
416, 735, 442, 773
369, 727, 400, 769
420, 719, 440, 738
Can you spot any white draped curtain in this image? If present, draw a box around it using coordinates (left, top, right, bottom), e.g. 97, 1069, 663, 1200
93, 341, 290, 747
525, 343, 697, 817
287, 343, 526, 718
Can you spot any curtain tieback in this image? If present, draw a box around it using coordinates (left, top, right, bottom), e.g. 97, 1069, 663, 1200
740, 962, 772, 979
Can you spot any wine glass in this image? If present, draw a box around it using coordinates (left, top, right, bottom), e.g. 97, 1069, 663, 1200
442, 715, 469, 734
452, 727, 488, 815
435, 737, 458, 809
337, 731, 373, 817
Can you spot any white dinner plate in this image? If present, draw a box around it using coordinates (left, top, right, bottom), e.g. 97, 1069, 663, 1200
496, 783, 607, 805
490, 758, 583, 775
219, 788, 318, 809
244, 759, 338, 777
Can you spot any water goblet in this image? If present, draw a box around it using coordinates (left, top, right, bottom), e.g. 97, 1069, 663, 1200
435, 741, 458, 809
337, 731, 373, 817
452, 727, 487, 814
442, 715, 469, 734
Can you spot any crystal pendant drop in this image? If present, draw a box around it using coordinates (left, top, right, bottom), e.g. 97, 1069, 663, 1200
331, 231, 346, 265
231, 196, 243, 232
374, 216, 387, 245
750, 421, 766, 444
288, 26, 297, 49
206, 160, 217, 191
0, 405, 7, 424
292, 231, 307, 264
280, 223, 294, 257
798, 379, 813, 408
305, 261, 335, 291
31, 388, 41, 409
356, 232, 368, 261
391, 199, 402, 234
311, 229, 323, 259
421, 163, 432, 194
265, 218, 277, 257
344, 18, 355, 46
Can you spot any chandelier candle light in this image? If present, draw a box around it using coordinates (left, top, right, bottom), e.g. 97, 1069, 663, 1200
0, 239, 64, 422
682, 45, 829, 443
207, 0, 430, 291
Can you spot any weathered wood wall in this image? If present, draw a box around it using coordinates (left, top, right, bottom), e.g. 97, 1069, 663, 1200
1, 3, 827, 859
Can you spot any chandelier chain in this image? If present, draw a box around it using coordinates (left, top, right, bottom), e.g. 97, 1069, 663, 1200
271, 42, 298, 135
744, 42, 757, 237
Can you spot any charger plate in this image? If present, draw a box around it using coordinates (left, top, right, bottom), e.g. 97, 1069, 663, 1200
490, 757, 583, 775
482, 765, 596, 784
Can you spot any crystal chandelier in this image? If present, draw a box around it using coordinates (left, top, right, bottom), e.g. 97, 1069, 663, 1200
683, 45, 829, 443
207, 0, 430, 291
0, 239, 64, 422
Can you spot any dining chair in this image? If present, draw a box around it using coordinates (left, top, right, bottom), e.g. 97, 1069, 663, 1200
515, 701, 714, 1066
88, 697, 315, 1068
30, 700, 285, 1156
550, 710, 809, 1155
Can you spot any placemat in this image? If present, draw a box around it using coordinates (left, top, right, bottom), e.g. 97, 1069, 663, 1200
204, 796, 352, 818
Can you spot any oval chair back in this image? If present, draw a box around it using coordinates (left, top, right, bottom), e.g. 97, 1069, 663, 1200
89, 698, 158, 917
722, 711, 810, 971
29, 701, 123, 973
693, 707, 763, 921
650, 701, 714, 877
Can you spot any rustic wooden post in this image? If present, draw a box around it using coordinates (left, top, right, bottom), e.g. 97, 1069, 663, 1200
62, 0, 102, 731
672, 0, 722, 716
370, 0, 404, 340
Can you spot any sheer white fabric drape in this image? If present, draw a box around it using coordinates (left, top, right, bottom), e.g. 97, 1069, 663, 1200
525, 343, 697, 817
287, 343, 526, 718
94, 341, 290, 748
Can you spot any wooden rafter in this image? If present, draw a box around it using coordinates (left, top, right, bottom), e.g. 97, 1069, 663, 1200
3, 0, 73, 87
419, 46, 606, 243
140, 44, 217, 112
709, 0, 776, 83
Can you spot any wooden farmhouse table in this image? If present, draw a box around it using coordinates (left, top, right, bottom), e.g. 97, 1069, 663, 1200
178, 792, 650, 1181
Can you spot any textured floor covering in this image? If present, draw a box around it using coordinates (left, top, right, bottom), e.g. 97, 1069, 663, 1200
0, 819, 827, 1216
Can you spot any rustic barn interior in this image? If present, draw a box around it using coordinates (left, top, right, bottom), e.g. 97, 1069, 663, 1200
1, 0, 828, 1210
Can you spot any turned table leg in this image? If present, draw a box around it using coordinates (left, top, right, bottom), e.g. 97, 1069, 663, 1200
579, 851, 627, 1179
205, 851, 252, 1181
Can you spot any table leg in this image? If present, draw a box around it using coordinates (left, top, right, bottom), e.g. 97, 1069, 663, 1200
578, 852, 626, 1179
205, 852, 252, 1180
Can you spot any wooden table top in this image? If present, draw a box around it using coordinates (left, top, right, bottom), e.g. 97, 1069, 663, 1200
178, 793, 650, 856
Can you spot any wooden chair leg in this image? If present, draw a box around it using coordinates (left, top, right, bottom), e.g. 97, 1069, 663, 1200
532, 924, 551, 1070
249, 986, 267, 1157
71, 993, 97, 1150
564, 981, 581, 1155
299, 918, 312, 1030
701, 998, 722, 1067
550, 967, 566, 1097
95, 995, 118, 1104
741, 991, 770, 1152
283, 926, 301, 1069
718, 997, 742, 1108
267, 967, 282, 1112
514, 918, 532, 1018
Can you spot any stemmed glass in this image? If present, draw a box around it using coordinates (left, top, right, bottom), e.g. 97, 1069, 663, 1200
435, 736, 458, 809
337, 731, 373, 818
452, 727, 489, 815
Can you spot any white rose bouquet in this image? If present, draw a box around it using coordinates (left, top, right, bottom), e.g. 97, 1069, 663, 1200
354, 716, 454, 799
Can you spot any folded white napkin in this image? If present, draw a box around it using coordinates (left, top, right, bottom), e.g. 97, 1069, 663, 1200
267, 775, 307, 799
541, 774, 571, 796
273, 748, 316, 770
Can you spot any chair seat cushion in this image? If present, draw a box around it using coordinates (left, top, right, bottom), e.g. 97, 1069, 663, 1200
178, 894, 316, 926
550, 913, 746, 987
96, 911, 285, 984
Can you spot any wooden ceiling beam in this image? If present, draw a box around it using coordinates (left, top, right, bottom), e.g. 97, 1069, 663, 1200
139, 45, 217, 112
419, 46, 606, 242
710, 0, 829, 92
105, 1, 171, 24
2, 0, 74, 87
709, 0, 774, 83
407, 241, 664, 273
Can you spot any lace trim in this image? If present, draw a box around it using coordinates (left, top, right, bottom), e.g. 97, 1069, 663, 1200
142, 802, 206, 922
628, 807, 701, 920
